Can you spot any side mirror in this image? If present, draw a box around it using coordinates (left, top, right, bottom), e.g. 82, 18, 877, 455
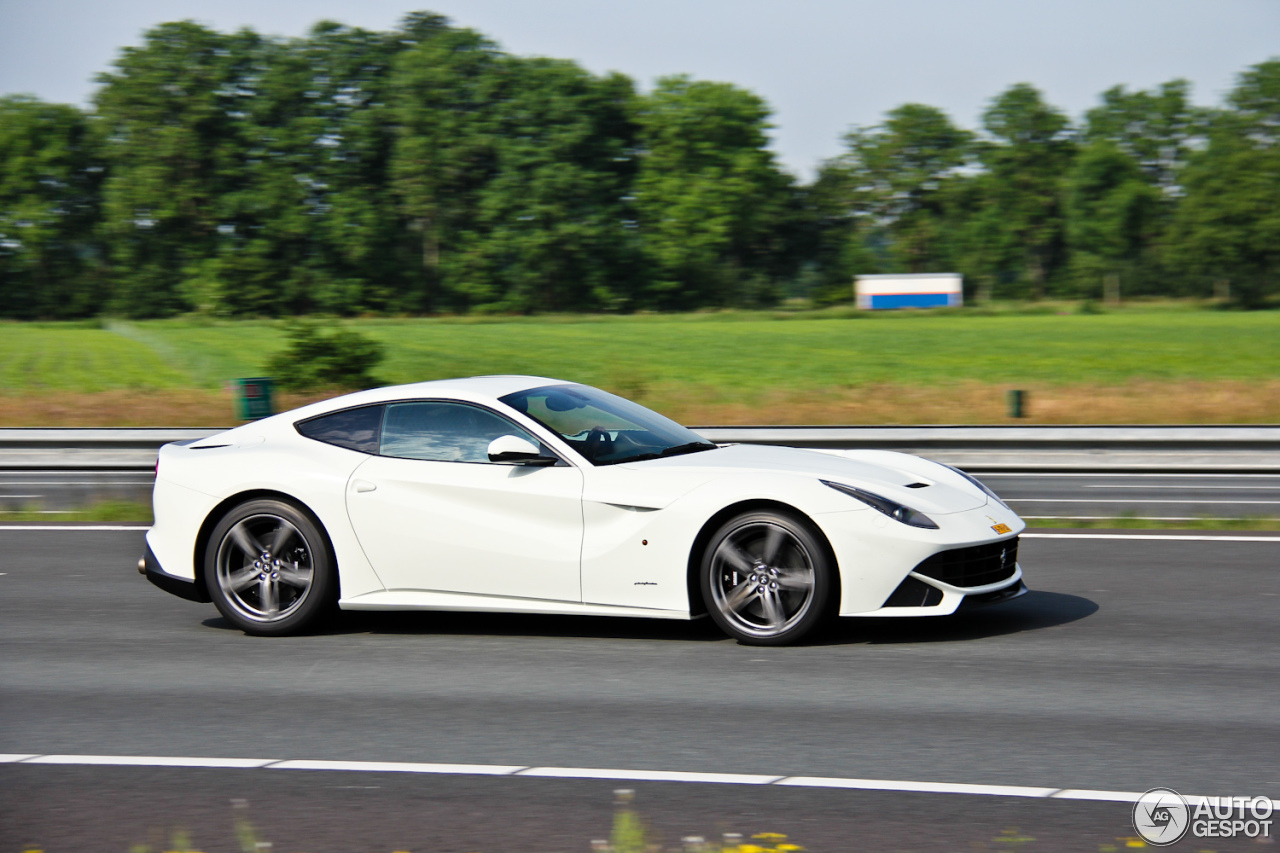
487, 435, 556, 466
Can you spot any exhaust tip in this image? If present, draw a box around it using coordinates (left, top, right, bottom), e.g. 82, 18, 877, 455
137, 557, 147, 575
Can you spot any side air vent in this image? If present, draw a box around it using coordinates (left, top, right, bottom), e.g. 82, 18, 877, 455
883, 575, 944, 607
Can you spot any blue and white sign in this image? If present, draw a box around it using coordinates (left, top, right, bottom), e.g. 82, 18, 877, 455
855, 274, 963, 309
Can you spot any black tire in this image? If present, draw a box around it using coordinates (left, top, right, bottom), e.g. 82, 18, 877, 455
204, 498, 337, 636
700, 510, 835, 646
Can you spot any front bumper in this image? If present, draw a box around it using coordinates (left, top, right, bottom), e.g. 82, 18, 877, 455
139, 540, 209, 603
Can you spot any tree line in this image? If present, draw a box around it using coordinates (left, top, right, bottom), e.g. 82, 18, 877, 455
1, 12, 1277, 319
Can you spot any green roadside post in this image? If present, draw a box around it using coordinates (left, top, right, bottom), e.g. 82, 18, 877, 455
1006, 389, 1027, 419
233, 377, 275, 421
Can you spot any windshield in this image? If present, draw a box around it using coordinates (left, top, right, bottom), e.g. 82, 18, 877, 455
500, 384, 717, 466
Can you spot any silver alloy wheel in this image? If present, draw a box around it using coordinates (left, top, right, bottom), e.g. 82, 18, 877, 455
708, 521, 817, 639
214, 513, 315, 623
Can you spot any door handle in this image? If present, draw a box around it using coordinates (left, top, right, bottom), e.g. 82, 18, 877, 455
352, 479, 377, 493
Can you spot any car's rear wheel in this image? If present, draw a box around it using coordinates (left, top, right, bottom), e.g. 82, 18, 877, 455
205, 499, 336, 636
701, 510, 834, 645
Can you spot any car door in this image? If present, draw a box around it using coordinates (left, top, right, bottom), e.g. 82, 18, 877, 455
345, 400, 584, 602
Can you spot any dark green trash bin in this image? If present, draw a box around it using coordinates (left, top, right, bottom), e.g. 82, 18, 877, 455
233, 377, 275, 421
1006, 389, 1027, 419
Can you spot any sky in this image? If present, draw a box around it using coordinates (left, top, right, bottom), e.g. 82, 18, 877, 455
1, 0, 1277, 179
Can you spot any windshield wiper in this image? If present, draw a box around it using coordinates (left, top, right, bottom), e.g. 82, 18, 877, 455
610, 442, 716, 465
660, 441, 717, 457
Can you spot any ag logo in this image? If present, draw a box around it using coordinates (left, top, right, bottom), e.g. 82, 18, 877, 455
1133, 787, 1190, 846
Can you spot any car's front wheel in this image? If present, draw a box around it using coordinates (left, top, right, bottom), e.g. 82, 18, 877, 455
700, 510, 835, 645
205, 499, 336, 636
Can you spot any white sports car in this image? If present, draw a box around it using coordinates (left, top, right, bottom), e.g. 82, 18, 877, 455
141, 376, 1026, 645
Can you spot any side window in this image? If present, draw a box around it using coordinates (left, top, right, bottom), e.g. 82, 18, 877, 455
379, 401, 542, 464
295, 405, 384, 454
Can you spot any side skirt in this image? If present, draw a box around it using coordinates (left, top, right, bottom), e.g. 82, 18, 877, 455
339, 589, 693, 620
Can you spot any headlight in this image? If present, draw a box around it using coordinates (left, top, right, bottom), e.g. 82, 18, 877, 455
943, 465, 1009, 510
821, 480, 939, 529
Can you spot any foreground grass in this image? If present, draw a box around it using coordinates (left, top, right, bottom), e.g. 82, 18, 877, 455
27, 787, 1144, 853
0, 499, 152, 523
2, 305, 1279, 425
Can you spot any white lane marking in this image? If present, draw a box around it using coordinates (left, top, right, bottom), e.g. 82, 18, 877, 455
271, 760, 526, 775
518, 767, 784, 785
24, 754, 273, 769
0, 481, 150, 486
1023, 533, 1280, 542
775, 776, 1059, 798
0, 525, 149, 531
1023, 516, 1245, 521
1086, 485, 1280, 490
0, 511, 76, 514
0, 754, 38, 762
1051, 788, 1145, 802
1009, 498, 1280, 504
0, 495, 42, 499
11, 754, 1277, 808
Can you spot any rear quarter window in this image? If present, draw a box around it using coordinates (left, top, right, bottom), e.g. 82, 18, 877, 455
295, 405, 384, 454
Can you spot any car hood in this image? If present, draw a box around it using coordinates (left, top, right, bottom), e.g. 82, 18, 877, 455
607, 443, 987, 515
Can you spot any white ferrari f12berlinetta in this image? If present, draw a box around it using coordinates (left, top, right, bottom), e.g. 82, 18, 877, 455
141, 376, 1027, 645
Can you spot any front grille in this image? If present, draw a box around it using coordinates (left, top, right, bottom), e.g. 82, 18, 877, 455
913, 537, 1019, 588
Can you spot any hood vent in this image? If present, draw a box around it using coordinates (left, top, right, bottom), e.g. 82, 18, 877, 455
904, 482, 930, 489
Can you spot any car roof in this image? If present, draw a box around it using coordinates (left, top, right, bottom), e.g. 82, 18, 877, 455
286, 375, 573, 420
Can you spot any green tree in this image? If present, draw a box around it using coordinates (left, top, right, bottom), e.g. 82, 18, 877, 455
973, 84, 1076, 298
207, 21, 409, 316
833, 103, 972, 273
94, 21, 263, 316
633, 75, 796, 309
451, 58, 642, 312
1065, 140, 1159, 298
0, 96, 104, 318
797, 160, 881, 305
1170, 59, 1280, 306
1084, 80, 1203, 196
389, 19, 502, 311
1080, 79, 1206, 295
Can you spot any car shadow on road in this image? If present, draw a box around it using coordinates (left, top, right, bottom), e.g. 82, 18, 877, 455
202, 590, 1096, 645
820, 590, 1098, 646
204, 609, 728, 642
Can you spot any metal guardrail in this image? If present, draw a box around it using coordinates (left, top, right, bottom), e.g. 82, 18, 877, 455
695, 425, 1280, 472
2, 425, 1280, 472
0, 428, 217, 471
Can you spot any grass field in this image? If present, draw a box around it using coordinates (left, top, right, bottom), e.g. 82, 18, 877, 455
1, 305, 1278, 425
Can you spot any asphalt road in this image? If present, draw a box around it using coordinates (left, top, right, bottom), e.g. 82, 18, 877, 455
0, 470, 155, 512
986, 472, 1280, 520
6, 470, 1280, 522
2, 527, 1278, 851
